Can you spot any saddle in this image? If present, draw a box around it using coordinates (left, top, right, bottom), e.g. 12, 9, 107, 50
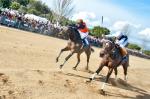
115, 44, 127, 57
120, 47, 127, 56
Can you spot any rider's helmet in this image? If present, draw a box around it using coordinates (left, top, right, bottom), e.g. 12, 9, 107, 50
76, 19, 83, 24
114, 31, 123, 39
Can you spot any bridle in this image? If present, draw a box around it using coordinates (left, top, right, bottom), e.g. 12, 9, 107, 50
103, 40, 119, 59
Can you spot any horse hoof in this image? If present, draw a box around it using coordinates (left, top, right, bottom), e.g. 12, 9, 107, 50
60, 65, 63, 69
85, 68, 88, 71
56, 58, 59, 63
85, 78, 92, 83
100, 89, 106, 95
72, 67, 77, 70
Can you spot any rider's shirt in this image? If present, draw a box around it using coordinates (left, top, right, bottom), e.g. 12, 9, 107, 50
118, 35, 128, 41
77, 22, 89, 33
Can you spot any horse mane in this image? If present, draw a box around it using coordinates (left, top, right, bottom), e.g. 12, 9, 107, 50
101, 39, 122, 60
67, 24, 82, 43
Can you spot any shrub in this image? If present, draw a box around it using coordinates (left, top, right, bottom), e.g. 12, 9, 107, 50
90, 26, 110, 37
10, 2, 21, 10
127, 43, 141, 51
143, 50, 150, 56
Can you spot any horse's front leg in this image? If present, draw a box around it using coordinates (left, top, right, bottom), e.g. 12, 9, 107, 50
114, 67, 118, 80
123, 64, 128, 81
56, 47, 70, 62
60, 51, 75, 69
85, 49, 91, 71
100, 67, 114, 95
73, 53, 81, 70
86, 63, 105, 83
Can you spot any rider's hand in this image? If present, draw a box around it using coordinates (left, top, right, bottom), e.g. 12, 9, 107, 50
115, 40, 120, 47
115, 40, 119, 44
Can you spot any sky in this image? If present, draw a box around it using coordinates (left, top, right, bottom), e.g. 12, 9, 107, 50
42, 0, 150, 50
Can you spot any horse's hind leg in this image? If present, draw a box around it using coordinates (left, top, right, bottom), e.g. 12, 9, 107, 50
123, 55, 129, 81
56, 47, 70, 62
85, 49, 91, 70
73, 53, 81, 70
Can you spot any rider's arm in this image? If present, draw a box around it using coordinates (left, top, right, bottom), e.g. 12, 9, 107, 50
105, 34, 115, 38
76, 23, 85, 29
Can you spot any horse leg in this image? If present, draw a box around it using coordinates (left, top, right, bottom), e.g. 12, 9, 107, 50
87, 63, 104, 82
73, 53, 81, 70
123, 64, 128, 81
56, 47, 70, 62
114, 67, 118, 80
100, 67, 114, 95
60, 51, 74, 69
85, 49, 91, 70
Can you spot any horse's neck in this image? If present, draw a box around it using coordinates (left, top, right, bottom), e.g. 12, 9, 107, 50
69, 31, 82, 43
110, 47, 122, 60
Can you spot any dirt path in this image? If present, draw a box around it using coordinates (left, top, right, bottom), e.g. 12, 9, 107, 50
0, 26, 150, 99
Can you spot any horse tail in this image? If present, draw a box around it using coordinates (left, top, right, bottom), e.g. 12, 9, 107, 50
91, 47, 94, 52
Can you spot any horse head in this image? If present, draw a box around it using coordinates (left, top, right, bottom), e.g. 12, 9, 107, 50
63, 24, 82, 42
100, 39, 119, 59
56, 26, 68, 39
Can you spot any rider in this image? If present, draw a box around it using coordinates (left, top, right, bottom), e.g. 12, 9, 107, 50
105, 31, 128, 62
76, 19, 89, 47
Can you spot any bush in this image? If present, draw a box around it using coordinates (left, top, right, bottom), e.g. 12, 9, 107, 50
127, 43, 141, 51
27, 8, 40, 15
90, 26, 110, 37
0, 0, 11, 8
10, 2, 21, 10
143, 50, 150, 56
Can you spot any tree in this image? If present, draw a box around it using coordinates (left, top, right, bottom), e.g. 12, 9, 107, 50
16, 0, 29, 7
0, 1, 2, 7
10, 2, 21, 10
43, 12, 54, 22
18, 5, 28, 13
27, 0, 51, 16
143, 50, 150, 56
27, 8, 40, 15
41, 3, 50, 17
0, 0, 11, 8
53, 0, 75, 22
91, 26, 110, 37
127, 43, 141, 51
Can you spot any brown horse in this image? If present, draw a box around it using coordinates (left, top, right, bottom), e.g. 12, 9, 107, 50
56, 25, 94, 70
86, 39, 129, 95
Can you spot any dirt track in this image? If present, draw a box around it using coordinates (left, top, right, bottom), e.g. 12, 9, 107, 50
0, 25, 150, 99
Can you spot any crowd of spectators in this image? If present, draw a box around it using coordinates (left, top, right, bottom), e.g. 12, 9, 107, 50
0, 8, 102, 47
0, 8, 62, 35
